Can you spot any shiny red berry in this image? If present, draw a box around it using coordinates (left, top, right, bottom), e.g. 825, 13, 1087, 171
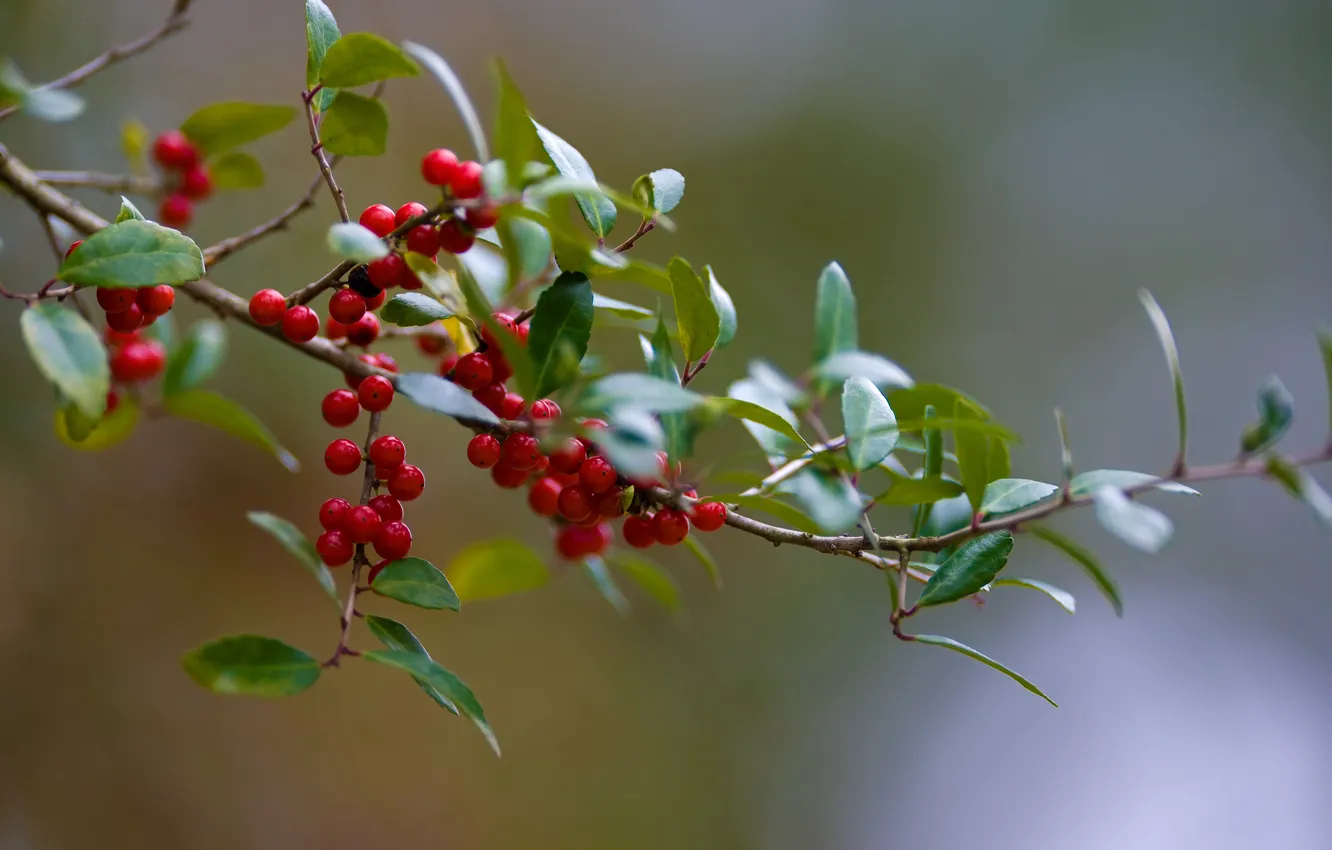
527, 476, 562, 516
319, 497, 351, 531
398, 261, 425, 291
491, 462, 529, 489
324, 438, 363, 475
367, 253, 405, 288
622, 514, 656, 548
437, 353, 458, 377
405, 224, 440, 256
325, 316, 349, 340
152, 130, 198, 170
136, 285, 175, 317
316, 530, 355, 566
500, 392, 526, 421
593, 487, 626, 519
105, 389, 120, 414
249, 289, 286, 325
421, 148, 459, 186
109, 340, 165, 383
473, 380, 507, 414
453, 352, 493, 390
579, 456, 617, 494
417, 332, 447, 356
395, 201, 429, 227
282, 305, 319, 342
180, 166, 212, 200
388, 463, 425, 501
373, 521, 413, 561
104, 327, 140, 348
436, 218, 475, 254
467, 434, 501, 468
159, 194, 193, 228
105, 302, 144, 332
364, 289, 386, 312
371, 352, 398, 373
369, 435, 405, 468
96, 287, 136, 314
465, 203, 500, 230
359, 204, 396, 236
502, 433, 541, 470
63, 239, 82, 259
530, 399, 560, 420
343, 505, 383, 544
329, 289, 366, 324
557, 484, 594, 522
367, 559, 390, 584
450, 160, 485, 199
345, 313, 380, 347
368, 494, 403, 523
690, 501, 727, 532
374, 464, 398, 482
548, 439, 587, 475
321, 388, 360, 427
653, 509, 690, 546
358, 374, 395, 411
555, 524, 605, 561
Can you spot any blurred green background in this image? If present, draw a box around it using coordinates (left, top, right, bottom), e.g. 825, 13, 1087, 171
3, 0, 1332, 847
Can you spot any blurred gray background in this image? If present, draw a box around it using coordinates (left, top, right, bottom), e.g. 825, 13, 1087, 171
2, 0, 1332, 847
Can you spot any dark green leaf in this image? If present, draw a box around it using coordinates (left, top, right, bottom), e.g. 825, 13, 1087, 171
528, 272, 593, 397
916, 531, 1013, 608
163, 389, 298, 471
180, 102, 296, 156
582, 373, 703, 414
318, 32, 419, 88
842, 376, 897, 471
489, 61, 540, 194
1265, 454, 1332, 527
59, 220, 204, 288
913, 634, 1056, 706
815, 350, 912, 391
210, 152, 265, 190
55, 394, 138, 451
980, 478, 1058, 516
993, 577, 1076, 614
988, 437, 1011, 482
115, 196, 145, 222
1139, 289, 1188, 465
20, 303, 108, 420
583, 555, 631, 615
813, 261, 856, 362
1240, 374, 1294, 455
371, 557, 461, 610
402, 41, 488, 161
1030, 527, 1122, 616
641, 321, 689, 460
321, 91, 387, 156
953, 397, 991, 513
533, 120, 617, 237
668, 257, 719, 363
381, 293, 453, 327
875, 473, 964, 506
1069, 470, 1199, 498
1093, 486, 1173, 553
182, 635, 319, 697
705, 265, 737, 348
246, 511, 338, 604
707, 397, 811, 452
609, 553, 681, 613
305, 0, 341, 111
362, 650, 499, 755
447, 538, 550, 602
632, 168, 685, 215
364, 615, 459, 714
163, 319, 225, 397
781, 468, 864, 534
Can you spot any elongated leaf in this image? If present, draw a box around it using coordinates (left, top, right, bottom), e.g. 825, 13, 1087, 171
1139, 289, 1188, 465
596, 407, 667, 477
781, 468, 864, 534
528, 271, 593, 397
748, 360, 807, 407
163, 390, 298, 471
669, 257, 720, 362
403, 41, 488, 161
876, 473, 964, 506
813, 261, 856, 362
0, 60, 84, 121
318, 32, 418, 88
363, 615, 458, 714
583, 555, 631, 614
305, 0, 341, 110
397, 372, 499, 426
163, 319, 225, 397
1093, 486, 1173, 553
706, 265, 737, 348
447, 538, 549, 602
815, 350, 912, 390
890, 383, 987, 424
371, 557, 461, 610
362, 651, 499, 755
1265, 454, 1332, 527
381, 293, 453, 327
20, 304, 108, 419
55, 394, 138, 451
116, 196, 145, 222
980, 478, 1058, 516
641, 320, 688, 460
988, 437, 1011, 482
842, 376, 897, 471
495, 215, 552, 287
182, 635, 319, 697
681, 533, 722, 588
1069, 470, 1199, 498
1319, 331, 1332, 434
632, 168, 685, 215
913, 634, 1056, 706
728, 377, 800, 462
210, 152, 265, 190
1240, 374, 1294, 455
488, 61, 539, 194
1030, 526, 1122, 616
582, 373, 703, 414
246, 511, 338, 604
180, 102, 296, 156
993, 577, 1076, 614
59, 220, 204, 288
321, 91, 387, 156
708, 397, 811, 452
533, 120, 616, 237
609, 553, 681, 613
916, 532, 1013, 608
953, 397, 990, 513
596, 293, 655, 320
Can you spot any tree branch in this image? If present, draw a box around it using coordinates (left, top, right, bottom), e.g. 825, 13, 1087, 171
301, 89, 349, 223
202, 168, 333, 267
31, 170, 161, 195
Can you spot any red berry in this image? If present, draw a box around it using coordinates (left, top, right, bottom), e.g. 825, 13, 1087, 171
104, 328, 140, 349
489, 352, 514, 383
453, 352, 493, 390
249, 289, 286, 325
502, 433, 541, 470
531, 399, 560, 420
398, 261, 425, 291
480, 313, 516, 347
579, 456, 617, 494
417, 332, 447, 356
319, 497, 352, 531
357, 375, 395, 412
467, 434, 502, 468
109, 340, 165, 383
527, 476, 562, 516
152, 130, 198, 170
180, 166, 212, 200
593, 487, 626, 519
557, 484, 594, 522
465, 203, 500, 230
517, 321, 530, 344
367, 253, 405, 288
316, 530, 355, 566
373, 521, 413, 561
436, 218, 475, 254
329, 289, 366, 324
371, 352, 398, 373
136, 285, 175, 317
421, 148, 459, 186
500, 392, 526, 421
159, 194, 193, 228
450, 160, 485, 200
282, 305, 319, 342
555, 524, 603, 561
325, 316, 349, 340
321, 388, 360, 427
324, 438, 363, 475
548, 439, 587, 475
364, 288, 386, 311
96, 287, 137, 314
405, 224, 440, 256
653, 509, 690, 546
345, 313, 380, 347
367, 559, 390, 584
395, 201, 429, 227
105, 389, 120, 414
388, 463, 425, 501
373, 464, 398, 482
344, 354, 384, 390
369, 435, 405, 468
63, 239, 83, 259
359, 204, 396, 237
491, 462, 530, 489
106, 303, 145, 333
690, 501, 727, 532
343, 505, 383, 544
368, 494, 404, 523
622, 514, 656, 548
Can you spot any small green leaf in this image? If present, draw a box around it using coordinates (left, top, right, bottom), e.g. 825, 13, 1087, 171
402, 41, 488, 161
371, 557, 460, 610
842, 376, 898, 471
318, 32, 419, 88
1265, 454, 1332, 527
1240, 374, 1294, 455
890, 384, 987, 424
1030, 526, 1123, 616
115, 196, 145, 222
993, 577, 1076, 614
913, 634, 1056, 706
180, 102, 296, 157
583, 555, 631, 614
595, 293, 655, 320
55, 394, 138, 451
781, 468, 864, 534
813, 261, 856, 363
875, 473, 964, 506
708, 397, 811, 452
120, 117, 151, 170
447, 538, 550, 602
326, 221, 389, 262
706, 265, 737, 349
20, 303, 108, 420
488, 61, 540, 193
641, 321, 688, 460
495, 215, 552, 287
362, 650, 498, 755
609, 553, 681, 613
916, 531, 1013, 608
1069, 470, 1200, 498
1139, 289, 1188, 466
980, 478, 1058, 516
163, 390, 298, 471
59, 220, 204, 288
246, 511, 338, 604
163, 319, 226, 397
953, 397, 991, 514
921, 493, 973, 538
182, 635, 320, 697
363, 615, 459, 714
631, 168, 685, 215
210, 152, 265, 190
305, 0, 341, 110
815, 350, 912, 391
728, 377, 800, 462
1093, 486, 1173, 553
320, 91, 387, 156
533, 120, 617, 237
528, 271, 593, 397
668, 257, 720, 363
381, 293, 454, 327
595, 407, 667, 478
0, 60, 84, 122
582, 373, 703, 414
681, 533, 723, 588
399, 371, 505, 424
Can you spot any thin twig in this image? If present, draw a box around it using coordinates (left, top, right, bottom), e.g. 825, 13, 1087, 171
324, 410, 382, 668
203, 168, 333, 267
32, 170, 161, 195
614, 218, 655, 253
302, 90, 349, 223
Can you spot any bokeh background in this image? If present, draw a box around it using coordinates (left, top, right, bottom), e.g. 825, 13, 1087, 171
3, 0, 1332, 847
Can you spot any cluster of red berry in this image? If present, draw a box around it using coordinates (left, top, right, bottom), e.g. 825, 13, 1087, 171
150, 130, 212, 229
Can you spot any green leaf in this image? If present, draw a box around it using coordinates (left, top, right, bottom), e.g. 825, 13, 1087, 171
318, 32, 419, 88
180, 102, 296, 157
446, 539, 550, 602
487, 61, 539, 194
20, 304, 108, 420
528, 271, 593, 397
305, 0, 341, 111
115, 196, 145, 222
890, 384, 988, 424
706, 265, 737, 349
1265, 454, 1332, 527
1029, 527, 1122, 617
246, 511, 339, 604
210, 152, 265, 190
182, 635, 320, 697
120, 117, 150, 170
913, 634, 1056, 706
641, 320, 688, 460
953, 397, 991, 513
813, 261, 856, 363
681, 534, 723, 588
55, 394, 138, 450
362, 651, 499, 755
842, 376, 898, 471
163, 389, 298, 472
667, 257, 719, 363
980, 478, 1058, 516
381, 293, 454, 327
1093, 486, 1173, 553
1240, 374, 1294, 455
326, 221, 389, 262
921, 494, 973, 539
992, 577, 1076, 614
1139, 289, 1188, 466
59, 220, 204, 288
581, 373, 703, 414
748, 360, 807, 407
815, 350, 912, 391
363, 615, 459, 714
371, 557, 461, 610
781, 468, 864, 534
0, 60, 84, 122
728, 377, 800, 462
595, 293, 655, 320
583, 555, 631, 614
875, 473, 964, 506
455, 262, 537, 398
533, 120, 617, 238
495, 215, 552, 287
595, 408, 667, 478
631, 168, 685, 215
988, 437, 1012, 482
320, 91, 387, 156
1319, 331, 1332, 435
609, 553, 681, 613
402, 41, 488, 161
1068, 470, 1200, 498
163, 319, 226, 397
707, 397, 811, 452
916, 531, 1013, 608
